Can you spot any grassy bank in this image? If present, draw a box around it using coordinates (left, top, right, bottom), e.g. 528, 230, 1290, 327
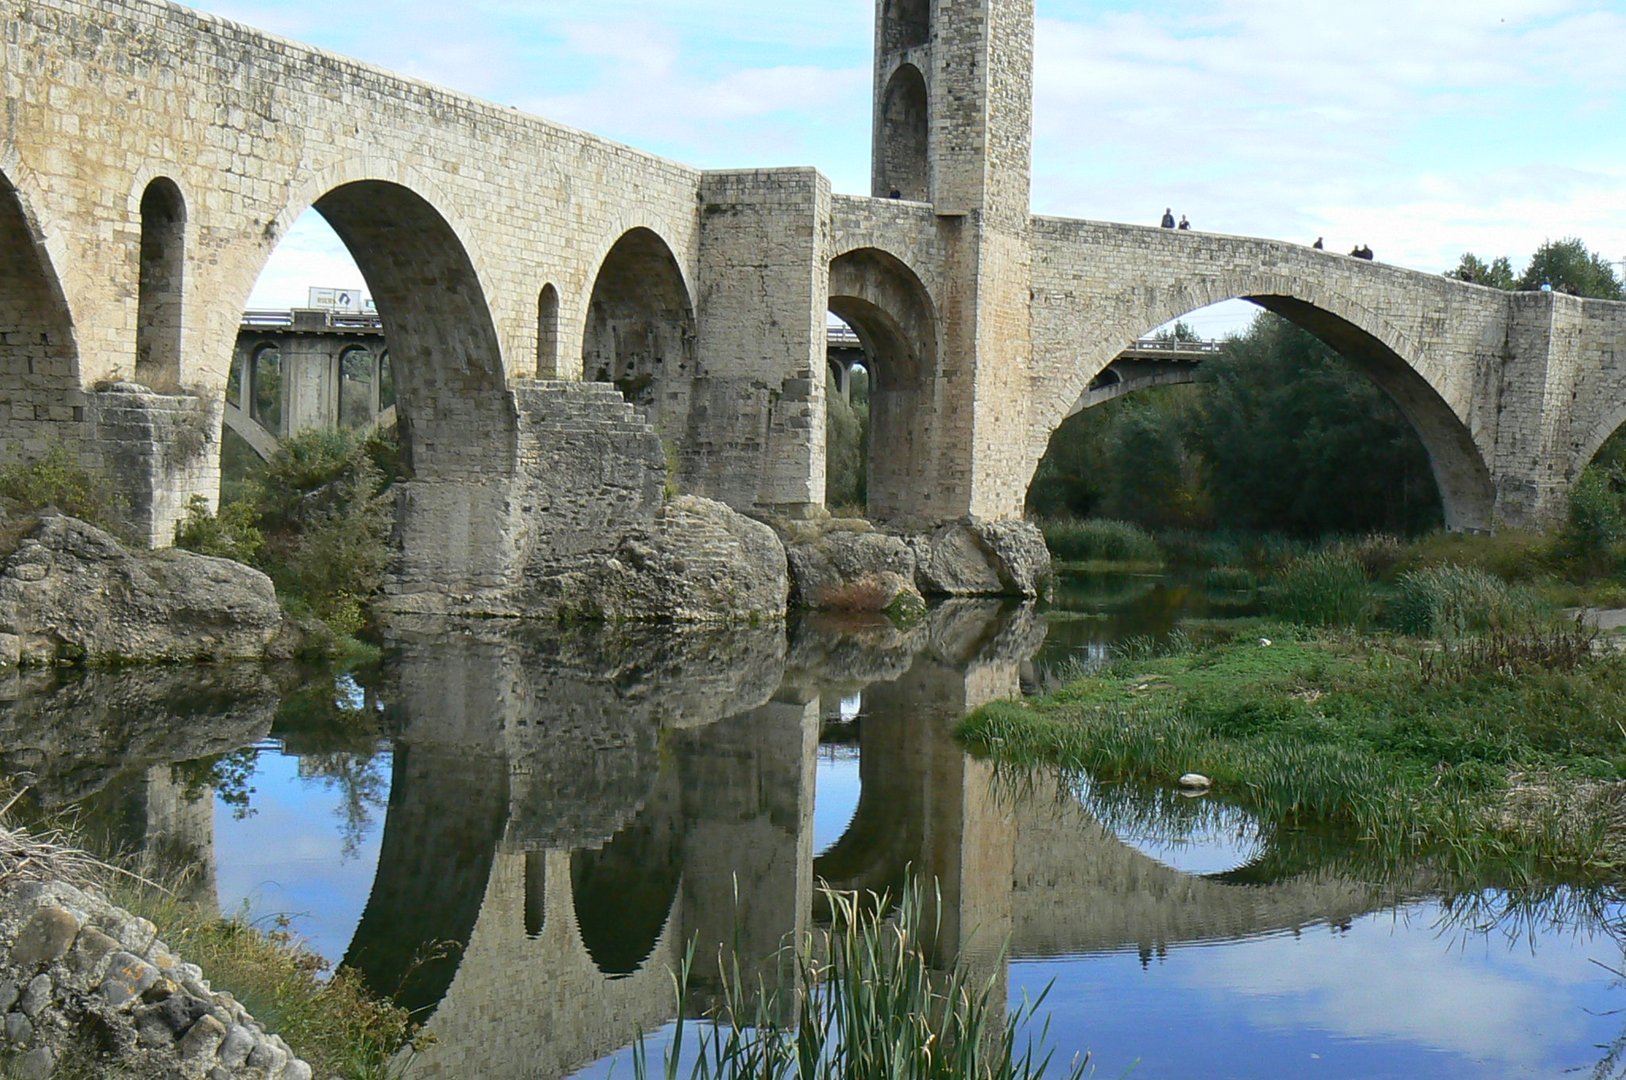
963, 617, 1626, 879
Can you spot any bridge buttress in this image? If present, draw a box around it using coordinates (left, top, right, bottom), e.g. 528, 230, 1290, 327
688, 169, 833, 516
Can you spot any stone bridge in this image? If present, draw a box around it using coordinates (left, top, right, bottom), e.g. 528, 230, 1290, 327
6, 0, 1625, 581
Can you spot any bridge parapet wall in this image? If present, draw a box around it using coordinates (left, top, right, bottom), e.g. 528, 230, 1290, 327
1560, 298, 1626, 484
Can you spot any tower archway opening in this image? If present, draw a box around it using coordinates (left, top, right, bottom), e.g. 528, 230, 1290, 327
876, 64, 929, 202
828, 248, 937, 520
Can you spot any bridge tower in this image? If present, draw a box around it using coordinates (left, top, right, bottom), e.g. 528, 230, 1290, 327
871, 0, 1037, 520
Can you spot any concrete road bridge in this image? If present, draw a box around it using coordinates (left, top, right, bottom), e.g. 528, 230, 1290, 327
5, 0, 1625, 587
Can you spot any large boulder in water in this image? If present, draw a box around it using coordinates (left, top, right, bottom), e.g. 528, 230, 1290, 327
559, 495, 789, 623
906, 518, 1052, 597
777, 519, 924, 613
0, 514, 283, 665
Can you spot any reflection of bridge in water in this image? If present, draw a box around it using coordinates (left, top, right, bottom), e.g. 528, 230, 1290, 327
5, 609, 1430, 1079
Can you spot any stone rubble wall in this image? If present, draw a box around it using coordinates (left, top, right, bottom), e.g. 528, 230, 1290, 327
0, 880, 312, 1079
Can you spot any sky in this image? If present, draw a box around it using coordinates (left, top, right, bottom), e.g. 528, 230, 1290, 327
212, 0, 1626, 339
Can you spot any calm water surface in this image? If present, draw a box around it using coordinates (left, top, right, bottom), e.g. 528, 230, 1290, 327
4, 577, 1624, 1080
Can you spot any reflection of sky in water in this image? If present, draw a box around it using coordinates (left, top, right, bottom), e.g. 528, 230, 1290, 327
1015, 900, 1626, 1080
814, 744, 861, 857
213, 746, 388, 964
1072, 773, 1264, 876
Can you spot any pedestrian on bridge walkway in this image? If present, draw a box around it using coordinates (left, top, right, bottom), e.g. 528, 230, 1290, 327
1160, 208, 1175, 228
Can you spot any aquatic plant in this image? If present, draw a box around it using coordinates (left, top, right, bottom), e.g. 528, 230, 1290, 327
635, 882, 1088, 1080
1264, 550, 1369, 628
1388, 563, 1527, 639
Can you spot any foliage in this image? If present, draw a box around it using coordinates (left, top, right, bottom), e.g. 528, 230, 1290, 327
173, 493, 264, 564
1449, 238, 1624, 299
1557, 464, 1626, 576
1388, 563, 1527, 639
634, 881, 1087, 1080
1039, 517, 1162, 565
1264, 550, 1371, 627
825, 369, 869, 509
174, 427, 398, 641
1517, 238, 1625, 299
0, 444, 112, 526
961, 624, 1626, 876
1198, 316, 1442, 537
1448, 252, 1516, 289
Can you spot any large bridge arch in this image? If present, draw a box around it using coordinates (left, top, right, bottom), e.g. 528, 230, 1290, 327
828, 246, 940, 520
0, 167, 83, 465
1029, 267, 1495, 532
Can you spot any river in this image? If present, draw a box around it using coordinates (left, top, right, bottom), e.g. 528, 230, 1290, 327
3, 575, 1623, 1079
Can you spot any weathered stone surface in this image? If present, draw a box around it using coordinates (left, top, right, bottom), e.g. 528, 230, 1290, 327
0, 878, 315, 1078
9, 907, 79, 967
778, 521, 923, 612
14, 1046, 53, 1080
906, 519, 1052, 598
562, 496, 789, 623
0, 515, 282, 666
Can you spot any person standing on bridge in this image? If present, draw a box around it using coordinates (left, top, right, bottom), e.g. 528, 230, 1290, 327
1161, 208, 1175, 228
1178, 215, 1191, 230
1313, 237, 1324, 250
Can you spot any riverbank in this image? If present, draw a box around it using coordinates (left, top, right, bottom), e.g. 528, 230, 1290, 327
963, 610, 1626, 879
0, 815, 416, 1079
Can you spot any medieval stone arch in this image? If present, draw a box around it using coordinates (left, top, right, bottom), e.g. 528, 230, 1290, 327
876, 64, 930, 202
0, 168, 81, 463
1029, 280, 1496, 533
828, 246, 939, 520
582, 227, 697, 437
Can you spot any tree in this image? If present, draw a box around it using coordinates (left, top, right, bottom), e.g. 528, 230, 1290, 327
1516, 237, 1625, 299
1448, 252, 1516, 290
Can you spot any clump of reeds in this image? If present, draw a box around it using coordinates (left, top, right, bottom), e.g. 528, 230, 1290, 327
1039, 517, 1162, 565
1389, 563, 1527, 639
636, 882, 1089, 1080
1265, 550, 1370, 627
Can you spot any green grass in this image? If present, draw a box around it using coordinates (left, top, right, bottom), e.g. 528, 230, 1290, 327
635, 881, 1087, 1080
961, 623, 1626, 878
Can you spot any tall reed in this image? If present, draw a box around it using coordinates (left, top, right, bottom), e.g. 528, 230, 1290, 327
635, 882, 1089, 1080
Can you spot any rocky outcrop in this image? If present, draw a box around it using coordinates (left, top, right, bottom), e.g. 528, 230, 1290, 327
905, 518, 1052, 598
777, 520, 924, 613
0, 880, 312, 1079
0, 515, 283, 666
556, 495, 789, 623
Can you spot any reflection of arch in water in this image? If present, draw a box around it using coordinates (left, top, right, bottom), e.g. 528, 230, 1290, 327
1009, 772, 1427, 957
569, 767, 685, 977
342, 744, 508, 1019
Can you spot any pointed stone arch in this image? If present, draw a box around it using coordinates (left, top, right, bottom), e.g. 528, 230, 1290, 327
570, 774, 684, 978
536, 282, 561, 378
1029, 270, 1495, 533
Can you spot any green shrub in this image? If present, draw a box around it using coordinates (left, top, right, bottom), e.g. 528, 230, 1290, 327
1266, 550, 1370, 627
1389, 563, 1527, 639
273, 453, 393, 637
173, 493, 264, 564
0, 444, 110, 525
1558, 464, 1626, 576
1039, 516, 1162, 564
